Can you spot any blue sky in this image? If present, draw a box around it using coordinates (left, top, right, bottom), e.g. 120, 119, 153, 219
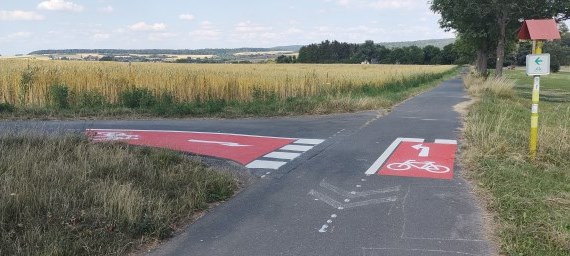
1, 0, 561, 56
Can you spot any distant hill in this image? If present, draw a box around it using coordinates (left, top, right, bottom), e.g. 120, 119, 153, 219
28, 40, 459, 57
378, 38, 456, 49
29, 46, 304, 57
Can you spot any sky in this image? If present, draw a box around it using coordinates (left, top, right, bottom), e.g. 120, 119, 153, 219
1, 0, 564, 56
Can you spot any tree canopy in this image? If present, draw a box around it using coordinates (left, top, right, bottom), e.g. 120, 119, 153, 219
431, 0, 570, 76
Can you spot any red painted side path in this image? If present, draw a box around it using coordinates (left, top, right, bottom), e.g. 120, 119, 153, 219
378, 141, 457, 180
86, 129, 296, 165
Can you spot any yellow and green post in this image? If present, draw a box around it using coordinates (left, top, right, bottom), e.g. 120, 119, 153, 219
529, 41, 543, 158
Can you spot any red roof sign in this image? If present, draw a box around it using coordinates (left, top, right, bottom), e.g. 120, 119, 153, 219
518, 19, 561, 41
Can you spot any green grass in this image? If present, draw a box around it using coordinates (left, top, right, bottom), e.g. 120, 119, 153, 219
0, 69, 458, 119
462, 69, 570, 255
0, 132, 238, 255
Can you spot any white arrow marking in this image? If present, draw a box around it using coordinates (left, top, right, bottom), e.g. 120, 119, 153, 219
319, 180, 400, 199
188, 139, 251, 147
309, 190, 398, 210
412, 144, 430, 157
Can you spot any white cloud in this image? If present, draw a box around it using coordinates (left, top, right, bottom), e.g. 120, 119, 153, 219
334, 0, 421, 9
148, 32, 178, 41
235, 21, 272, 33
8, 32, 32, 39
37, 0, 84, 12
231, 21, 278, 44
0, 10, 44, 21
286, 28, 304, 34
92, 33, 110, 40
179, 14, 195, 21
98, 5, 114, 13
129, 22, 167, 31
189, 21, 221, 40
368, 0, 415, 9
0, 32, 33, 42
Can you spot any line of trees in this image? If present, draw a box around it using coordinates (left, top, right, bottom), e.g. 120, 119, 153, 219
291, 40, 460, 65
431, 0, 569, 77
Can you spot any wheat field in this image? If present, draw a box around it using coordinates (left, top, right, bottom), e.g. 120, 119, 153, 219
0, 59, 455, 107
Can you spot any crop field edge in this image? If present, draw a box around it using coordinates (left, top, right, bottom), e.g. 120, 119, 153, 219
0, 65, 459, 120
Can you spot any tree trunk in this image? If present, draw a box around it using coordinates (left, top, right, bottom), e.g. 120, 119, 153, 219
476, 47, 488, 76
495, 14, 508, 77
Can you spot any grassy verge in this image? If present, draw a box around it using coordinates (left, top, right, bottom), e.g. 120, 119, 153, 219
0, 132, 238, 255
462, 70, 570, 255
0, 68, 457, 119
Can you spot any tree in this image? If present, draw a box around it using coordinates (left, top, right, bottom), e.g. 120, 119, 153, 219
431, 0, 497, 75
490, 0, 569, 77
423, 45, 442, 64
433, 0, 570, 77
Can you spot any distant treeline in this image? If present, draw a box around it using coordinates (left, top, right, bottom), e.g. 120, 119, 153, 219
293, 40, 459, 65
29, 46, 303, 56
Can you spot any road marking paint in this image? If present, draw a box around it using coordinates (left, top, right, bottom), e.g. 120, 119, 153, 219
327, 220, 333, 224
263, 151, 301, 160
280, 145, 314, 152
331, 214, 337, 218
379, 141, 457, 180
89, 129, 325, 171
319, 180, 400, 199
295, 139, 325, 145
364, 138, 425, 176
309, 189, 398, 209
434, 139, 458, 145
421, 119, 440, 121
309, 190, 344, 209
246, 160, 287, 169
412, 144, 430, 157
188, 139, 251, 147
87, 128, 297, 140
318, 224, 329, 233
344, 197, 398, 208
365, 138, 425, 175
344, 199, 351, 203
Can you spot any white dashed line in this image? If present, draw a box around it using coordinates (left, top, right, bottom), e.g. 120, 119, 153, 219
246, 160, 287, 169
295, 139, 325, 145
264, 151, 302, 160
435, 139, 458, 144
280, 145, 314, 152
364, 138, 425, 175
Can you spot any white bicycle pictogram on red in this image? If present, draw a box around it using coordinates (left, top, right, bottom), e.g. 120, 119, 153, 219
386, 160, 450, 174
92, 132, 140, 141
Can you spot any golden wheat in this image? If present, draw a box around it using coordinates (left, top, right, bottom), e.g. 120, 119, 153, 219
0, 59, 455, 106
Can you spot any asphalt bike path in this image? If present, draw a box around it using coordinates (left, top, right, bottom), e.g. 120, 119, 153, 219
147, 78, 494, 256
0, 78, 494, 255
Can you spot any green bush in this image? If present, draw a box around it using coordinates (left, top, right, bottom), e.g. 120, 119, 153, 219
0, 103, 15, 113
119, 88, 156, 108
48, 84, 70, 109
551, 61, 561, 73
76, 91, 107, 108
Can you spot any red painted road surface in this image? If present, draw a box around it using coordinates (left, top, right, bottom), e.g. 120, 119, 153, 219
378, 141, 457, 180
87, 129, 296, 165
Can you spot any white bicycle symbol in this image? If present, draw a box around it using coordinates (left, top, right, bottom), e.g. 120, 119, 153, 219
92, 132, 139, 141
386, 160, 450, 174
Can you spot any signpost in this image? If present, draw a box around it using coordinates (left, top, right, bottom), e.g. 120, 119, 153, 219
517, 19, 561, 158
